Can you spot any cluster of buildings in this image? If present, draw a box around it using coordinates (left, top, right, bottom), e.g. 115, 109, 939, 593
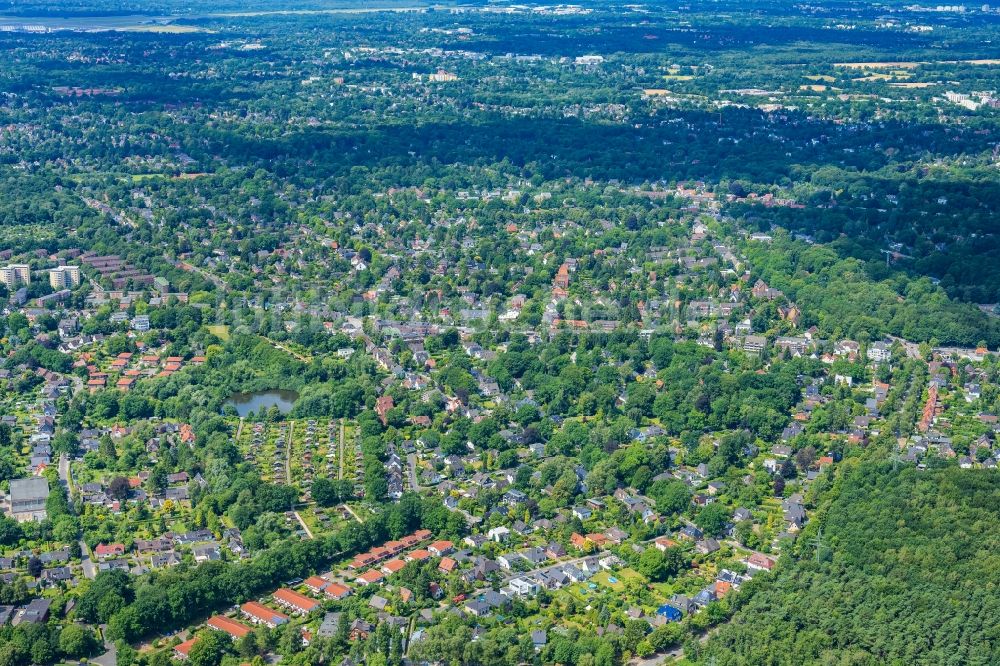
171, 529, 442, 659
81, 351, 204, 393
0, 260, 81, 296
1, 369, 70, 519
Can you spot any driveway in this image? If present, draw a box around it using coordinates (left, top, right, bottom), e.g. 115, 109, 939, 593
90, 637, 116, 666
79, 540, 97, 580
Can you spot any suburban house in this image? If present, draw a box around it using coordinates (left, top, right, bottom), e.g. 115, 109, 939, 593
273, 589, 320, 614
94, 543, 126, 560
174, 638, 198, 660
746, 553, 776, 572
357, 569, 385, 586
206, 615, 251, 640
324, 582, 352, 600
375, 396, 395, 425
428, 540, 454, 556
304, 576, 330, 593
241, 601, 289, 628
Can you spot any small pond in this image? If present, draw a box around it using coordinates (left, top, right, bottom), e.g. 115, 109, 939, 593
224, 389, 298, 417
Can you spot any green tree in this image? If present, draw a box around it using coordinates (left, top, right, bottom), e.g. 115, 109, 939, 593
188, 630, 232, 666
637, 547, 670, 581
31, 636, 55, 665
694, 503, 729, 537
648, 480, 691, 515
59, 624, 99, 659
0, 515, 23, 546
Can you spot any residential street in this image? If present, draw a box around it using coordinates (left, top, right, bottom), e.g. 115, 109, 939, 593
60, 453, 95, 579
58, 453, 73, 495
406, 453, 423, 491
79, 540, 97, 580
89, 630, 116, 666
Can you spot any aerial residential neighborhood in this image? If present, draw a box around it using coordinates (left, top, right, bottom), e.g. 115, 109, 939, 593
0, 1, 999, 666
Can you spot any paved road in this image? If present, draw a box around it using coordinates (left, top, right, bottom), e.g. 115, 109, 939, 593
169, 256, 228, 291
454, 507, 482, 526
79, 540, 97, 580
630, 626, 717, 665
406, 453, 423, 491
58, 453, 73, 495
67, 373, 84, 397
59, 455, 96, 579
890, 336, 919, 359
90, 630, 116, 666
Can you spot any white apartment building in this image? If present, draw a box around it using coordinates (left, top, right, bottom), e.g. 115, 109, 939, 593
0, 264, 30, 290
49, 265, 81, 290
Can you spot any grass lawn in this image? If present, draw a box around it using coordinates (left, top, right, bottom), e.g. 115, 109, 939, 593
345, 502, 372, 522
616, 567, 645, 583
207, 324, 231, 341
298, 506, 343, 536
591, 567, 646, 593
563, 583, 601, 603
649, 581, 678, 601
591, 570, 625, 592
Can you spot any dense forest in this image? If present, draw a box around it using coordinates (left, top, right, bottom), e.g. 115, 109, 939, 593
697, 456, 1000, 665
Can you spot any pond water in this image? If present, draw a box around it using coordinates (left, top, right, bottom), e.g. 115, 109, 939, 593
224, 389, 298, 417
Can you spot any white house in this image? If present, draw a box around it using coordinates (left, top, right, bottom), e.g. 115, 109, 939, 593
508, 577, 539, 597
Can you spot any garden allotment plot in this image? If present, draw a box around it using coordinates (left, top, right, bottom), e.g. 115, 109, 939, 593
237, 419, 291, 485
289, 418, 334, 501
235, 417, 353, 504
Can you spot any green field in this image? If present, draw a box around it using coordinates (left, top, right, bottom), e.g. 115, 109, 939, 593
206, 324, 231, 341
